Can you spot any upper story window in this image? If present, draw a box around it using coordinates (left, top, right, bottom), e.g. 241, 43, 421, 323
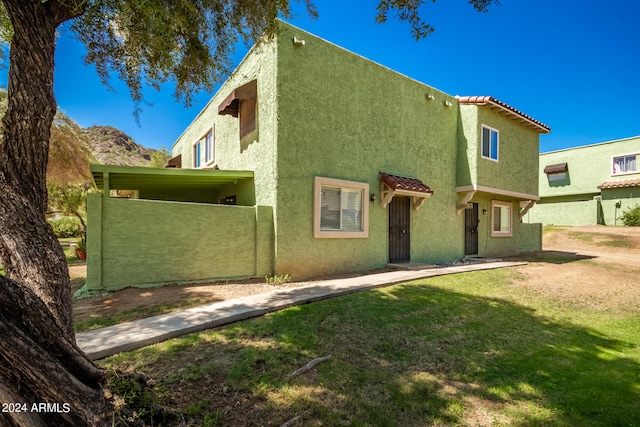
548, 172, 567, 182
193, 127, 214, 168
193, 140, 202, 168
482, 125, 499, 161
218, 79, 257, 140
613, 153, 638, 175
543, 163, 568, 183
204, 128, 214, 164
314, 177, 369, 239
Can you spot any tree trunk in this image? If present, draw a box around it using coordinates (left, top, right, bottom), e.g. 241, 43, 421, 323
0, 0, 75, 338
0, 1, 115, 425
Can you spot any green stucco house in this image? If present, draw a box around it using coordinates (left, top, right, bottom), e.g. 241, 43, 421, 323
524, 136, 640, 226
83, 21, 549, 292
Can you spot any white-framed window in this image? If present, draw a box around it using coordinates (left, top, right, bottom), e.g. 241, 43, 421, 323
313, 177, 369, 238
612, 153, 638, 175
491, 200, 512, 237
204, 127, 214, 164
481, 125, 499, 161
193, 127, 214, 168
193, 140, 202, 168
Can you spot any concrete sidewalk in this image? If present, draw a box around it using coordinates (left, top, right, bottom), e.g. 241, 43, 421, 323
76, 261, 525, 360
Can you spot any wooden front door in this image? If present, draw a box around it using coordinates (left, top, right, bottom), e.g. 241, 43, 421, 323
464, 202, 479, 255
389, 197, 411, 263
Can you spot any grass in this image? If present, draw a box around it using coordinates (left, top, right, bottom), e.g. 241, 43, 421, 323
100, 268, 640, 426
569, 231, 633, 248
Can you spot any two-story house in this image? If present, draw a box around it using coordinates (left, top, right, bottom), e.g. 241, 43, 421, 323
82, 21, 549, 293
525, 136, 640, 226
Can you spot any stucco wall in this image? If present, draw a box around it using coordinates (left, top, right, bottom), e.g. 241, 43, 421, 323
519, 223, 542, 253
171, 39, 279, 208
537, 136, 640, 199
526, 198, 599, 226
85, 195, 273, 291
272, 23, 464, 278
528, 136, 640, 226
458, 105, 540, 196
601, 187, 640, 226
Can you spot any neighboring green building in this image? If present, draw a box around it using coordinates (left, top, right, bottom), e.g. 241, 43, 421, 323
525, 136, 640, 226
83, 21, 549, 292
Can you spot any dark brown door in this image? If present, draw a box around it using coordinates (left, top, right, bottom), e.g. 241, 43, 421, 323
464, 202, 479, 255
389, 197, 410, 263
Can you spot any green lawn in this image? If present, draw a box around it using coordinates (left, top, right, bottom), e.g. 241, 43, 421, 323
101, 268, 640, 426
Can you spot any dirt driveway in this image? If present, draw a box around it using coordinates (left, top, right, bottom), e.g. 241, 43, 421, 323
73, 225, 640, 325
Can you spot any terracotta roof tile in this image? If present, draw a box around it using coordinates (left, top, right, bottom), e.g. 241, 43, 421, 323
597, 178, 640, 189
379, 173, 433, 195
456, 95, 550, 134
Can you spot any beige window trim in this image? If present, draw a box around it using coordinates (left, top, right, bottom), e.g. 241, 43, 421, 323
314, 176, 369, 239
491, 200, 513, 237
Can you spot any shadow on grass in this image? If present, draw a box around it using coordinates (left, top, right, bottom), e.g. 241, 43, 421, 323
104, 277, 640, 426
518, 250, 597, 264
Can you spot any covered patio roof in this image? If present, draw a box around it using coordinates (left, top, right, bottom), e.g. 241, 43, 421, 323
90, 164, 254, 193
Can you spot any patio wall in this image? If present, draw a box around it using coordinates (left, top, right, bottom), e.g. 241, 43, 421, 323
85, 194, 273, 292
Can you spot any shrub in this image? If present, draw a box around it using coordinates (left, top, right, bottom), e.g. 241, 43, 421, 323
620, 205, 640, 226
265, 274, 291, 285
48, 216, 83, 238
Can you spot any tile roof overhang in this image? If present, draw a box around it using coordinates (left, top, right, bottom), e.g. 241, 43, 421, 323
379, 172, 433, 211
456, 96, 551, 134
597, 178, 640, 190
90, 164, 253, 194
543, 163, 568, 174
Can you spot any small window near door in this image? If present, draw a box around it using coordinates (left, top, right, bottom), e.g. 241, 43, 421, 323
314, 177, 369, 238
491, 200, 512, 237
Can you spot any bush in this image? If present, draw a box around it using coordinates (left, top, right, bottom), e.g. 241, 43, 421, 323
48, 217, 83, 238
620, 205, 640, 226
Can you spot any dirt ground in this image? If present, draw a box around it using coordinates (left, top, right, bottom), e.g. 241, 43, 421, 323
510, 225, 640, 313
72, 225, 640, 324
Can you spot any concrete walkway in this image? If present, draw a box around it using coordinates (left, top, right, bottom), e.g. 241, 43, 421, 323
76, 261, 525, 360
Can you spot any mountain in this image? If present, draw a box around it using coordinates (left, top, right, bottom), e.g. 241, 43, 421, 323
0, 89, 169, 186
85, 125, 155, 167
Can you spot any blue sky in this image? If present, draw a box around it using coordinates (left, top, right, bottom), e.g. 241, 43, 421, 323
3, 0, 639, 153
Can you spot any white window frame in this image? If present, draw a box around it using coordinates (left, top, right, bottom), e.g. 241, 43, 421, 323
313, 176, 369, 239
481, 125, 499, 162
204, 126, 214, 165
491, 200, 512, 237
612, 153, 638, 176
193, 127, 214, 169
192, 140, 202, 168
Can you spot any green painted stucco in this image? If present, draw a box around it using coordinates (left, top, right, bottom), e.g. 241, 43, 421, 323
103, 20, 548, 286
84, 194, 273, 291
527, 136, 640, 225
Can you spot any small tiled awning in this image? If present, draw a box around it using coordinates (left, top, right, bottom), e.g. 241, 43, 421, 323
218, 80, 257, 117
379, 172, 433, 210
543, 163, 568, 174
597, 178, 640, 189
